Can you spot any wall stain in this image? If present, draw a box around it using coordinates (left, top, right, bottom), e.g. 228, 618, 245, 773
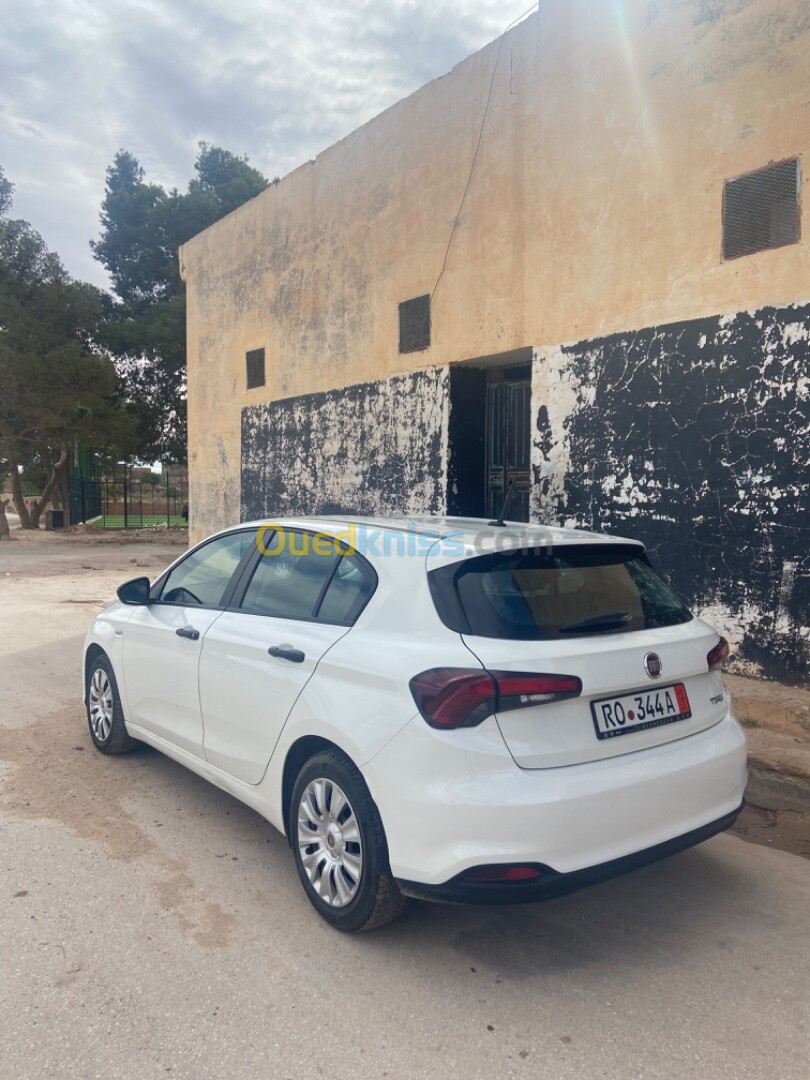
646, 0, 758, 26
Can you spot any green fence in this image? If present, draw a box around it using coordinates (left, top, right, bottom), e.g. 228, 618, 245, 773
100, 465, 188, 529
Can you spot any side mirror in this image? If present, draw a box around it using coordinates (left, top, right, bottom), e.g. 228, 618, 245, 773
117, 576, 152, 605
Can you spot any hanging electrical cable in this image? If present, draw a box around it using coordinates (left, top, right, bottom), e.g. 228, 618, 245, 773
431, 2, 541, 302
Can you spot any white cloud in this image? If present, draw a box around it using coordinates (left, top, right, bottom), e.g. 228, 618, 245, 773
0, 0, 535, 287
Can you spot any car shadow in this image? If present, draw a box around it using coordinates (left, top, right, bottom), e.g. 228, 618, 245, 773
364, 842, 771, 978
85, 740, 772, 980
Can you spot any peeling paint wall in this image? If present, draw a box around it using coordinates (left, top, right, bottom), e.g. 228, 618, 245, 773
241, 367, 449, 519
532, 302, 810, 683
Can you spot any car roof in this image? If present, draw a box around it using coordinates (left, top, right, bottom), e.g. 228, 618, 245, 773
230, 514, 644, 559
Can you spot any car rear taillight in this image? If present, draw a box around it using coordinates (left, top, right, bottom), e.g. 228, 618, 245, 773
707, 637, 730, 671
409, 668, 582, 730
408, 669, 497, 729
496, 672, 582, 713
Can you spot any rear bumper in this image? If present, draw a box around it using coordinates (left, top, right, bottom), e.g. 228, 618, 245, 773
362, 708, 748, 887
397, 802, 743, 905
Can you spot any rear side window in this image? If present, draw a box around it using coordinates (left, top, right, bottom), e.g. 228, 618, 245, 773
317, 554, 376, 625
238, 532, 377, 625
429, 545, 691, 640
240, 534, 339, 620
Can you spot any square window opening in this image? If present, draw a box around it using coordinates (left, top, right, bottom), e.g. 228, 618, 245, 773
723, 159, 800, 259
246, 347, 266, 389
399, 295, 431, 353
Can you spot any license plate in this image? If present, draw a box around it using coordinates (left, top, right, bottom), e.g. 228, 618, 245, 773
591, 683, 691, 740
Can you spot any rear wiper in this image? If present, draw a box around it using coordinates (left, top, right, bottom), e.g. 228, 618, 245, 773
559, 611, 631, 634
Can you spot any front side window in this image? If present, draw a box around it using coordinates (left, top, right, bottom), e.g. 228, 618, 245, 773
429, 544, 692, 640
159, 531, 252, 607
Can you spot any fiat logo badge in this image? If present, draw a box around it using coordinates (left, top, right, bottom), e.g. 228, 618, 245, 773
644, 652, 662, 679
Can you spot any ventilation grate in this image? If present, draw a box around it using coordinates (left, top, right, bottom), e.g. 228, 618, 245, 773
723, 159, 800, 260
399, 294, 431, 353
246, 347, 265, 389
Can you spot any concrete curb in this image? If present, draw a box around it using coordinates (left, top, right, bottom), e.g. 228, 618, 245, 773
746, 760, 810, 815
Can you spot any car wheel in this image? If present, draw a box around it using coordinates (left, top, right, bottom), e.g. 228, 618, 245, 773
291, 749, 407, 932
86, 653, 137, 755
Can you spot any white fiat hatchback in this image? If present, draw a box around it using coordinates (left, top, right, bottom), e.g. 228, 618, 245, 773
83, 516, 747, 931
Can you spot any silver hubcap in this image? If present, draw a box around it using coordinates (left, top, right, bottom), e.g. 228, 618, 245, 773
297, 778, 363, 907
88, 668, 113, 742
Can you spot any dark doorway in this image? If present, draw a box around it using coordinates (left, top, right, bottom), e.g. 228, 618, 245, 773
446, 351, 532, 522
485, 364, 531, 521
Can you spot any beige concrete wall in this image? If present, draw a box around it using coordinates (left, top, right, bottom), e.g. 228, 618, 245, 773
181, 0, 810, 540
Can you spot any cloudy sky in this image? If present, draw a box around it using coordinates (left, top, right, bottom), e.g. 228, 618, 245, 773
0, 0, 534, 288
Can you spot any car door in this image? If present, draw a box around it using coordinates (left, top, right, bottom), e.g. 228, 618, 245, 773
199, 529, 376, 784
121, 530, 254, 758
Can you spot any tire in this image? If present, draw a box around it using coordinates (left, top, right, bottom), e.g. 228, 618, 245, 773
85, 653, 138, 755
291, 749, 407, 932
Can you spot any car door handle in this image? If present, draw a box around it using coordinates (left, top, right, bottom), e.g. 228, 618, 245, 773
176, 626, 200, 641
268, 644, 305, 663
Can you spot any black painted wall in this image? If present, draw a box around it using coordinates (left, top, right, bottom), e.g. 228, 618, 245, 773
534, 303, 810, 683
241, 367, 448, 519
239, 305, 808, 683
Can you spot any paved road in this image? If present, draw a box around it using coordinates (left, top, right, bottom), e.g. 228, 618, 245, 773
1, 540, 808, 1080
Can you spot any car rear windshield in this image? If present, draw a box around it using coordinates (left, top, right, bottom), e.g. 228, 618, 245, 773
428, 544, 692, 640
